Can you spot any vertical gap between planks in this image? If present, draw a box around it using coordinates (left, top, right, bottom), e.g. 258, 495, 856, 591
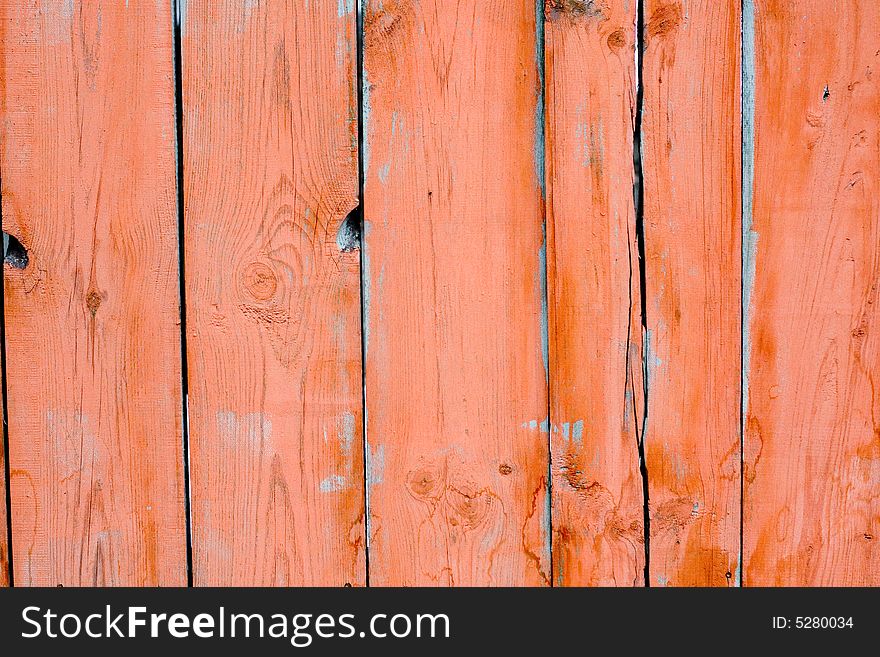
172, 0, 195, 588
740, 0, 756, 589
633, 0, 650, 587
1, 198, 14, 587
536, 0, 552, 588
356, 0, 370, 587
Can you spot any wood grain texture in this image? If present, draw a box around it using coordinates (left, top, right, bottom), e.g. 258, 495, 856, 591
743, 0, 880, 586
182, 0, 365, 586
641, 0, 741, 586
362, 0, 549, 586
545, 1, 645, 586
0, 0, 187, 585
0, 356, 6, 586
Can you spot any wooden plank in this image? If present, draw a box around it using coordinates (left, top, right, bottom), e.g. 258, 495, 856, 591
0, 0, 187, 585
545, 1, 645, 586
0, 355, 6, 586
362, 0, 549, 585
641, 0, 741, 586
182, 0, 364, 585
743, 0, 880, 585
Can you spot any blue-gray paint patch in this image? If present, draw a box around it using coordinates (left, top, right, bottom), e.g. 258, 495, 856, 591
523, 417, 584, 437
740, 0, 758, 590
378, 162, 390, 185
216, 410, 272, 449
176, 0, 187, 34
361, 221, 373, 356
367, 443, 385, 486
641, 326, 651, 437
534, 0, 548, 383
338, 0, 355, 17
361, 68, 373, 178
320, 474, 347, 493
644, 328, 660, 385
572, 419, 584, 445
742, 0, 758, 433
340, 410, 356, 455
539, 226, 549, 378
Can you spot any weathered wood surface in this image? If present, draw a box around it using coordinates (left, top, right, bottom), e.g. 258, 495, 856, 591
0, 353, 6, 586
0, 0, 876, 589
1, 0, 187, 585
181, 0, 365, 585
641, 0, 742, 586
545, 0, 645, 586
361, 0, 550, 585
743, 0, 880, 586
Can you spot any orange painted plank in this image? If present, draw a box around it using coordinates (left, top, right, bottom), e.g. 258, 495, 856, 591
743, 0, 880, 585
1, 356, 6, 586
182, 1, 364, 585
0, 0, 187, 585
362, 0, 549, 585
641, 1, 741, 586
0, 492, 5, 586
545, 2, 645, 586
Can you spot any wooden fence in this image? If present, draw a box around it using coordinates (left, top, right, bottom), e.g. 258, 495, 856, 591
0, 0, 877, 586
